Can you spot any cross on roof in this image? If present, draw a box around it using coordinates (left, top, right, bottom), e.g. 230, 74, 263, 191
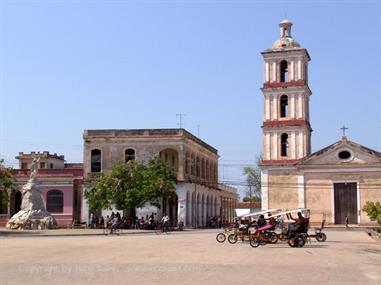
340, 125, 348, 136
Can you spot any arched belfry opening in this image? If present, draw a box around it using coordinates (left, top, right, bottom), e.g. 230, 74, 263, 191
280, 60, 288, 82
281, 133, 289, 157
280, 95, 288, 118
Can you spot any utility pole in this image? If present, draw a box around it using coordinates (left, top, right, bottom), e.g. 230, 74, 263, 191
176, 113, 185, 129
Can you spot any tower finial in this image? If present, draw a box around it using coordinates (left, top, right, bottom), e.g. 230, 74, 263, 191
279, 19, 292, 38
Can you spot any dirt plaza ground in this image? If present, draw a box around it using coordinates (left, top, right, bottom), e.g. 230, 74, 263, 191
0, 229, 380, 285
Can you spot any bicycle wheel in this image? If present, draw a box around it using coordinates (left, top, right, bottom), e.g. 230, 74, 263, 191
249, 236, 260, 248
216, 233, 226, 243
227, 234, 238, 244
268, 232, 278, 244
316, 232, 327, 242
289, 235, 305, 248
278, 233, 287, 241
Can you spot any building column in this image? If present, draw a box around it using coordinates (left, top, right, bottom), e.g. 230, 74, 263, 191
298, 131, 304, 158
261, 170, 269, 210
297, 175, 305, 208
265, 96, 270, 120
298, 94, 303, 119
272, 62, 276, 82
81, 188, 90, 224
291, 131, 296, 159
265, 62, 270, 82
177, 198, 186, 226
177, 145, 185, 181
298, 60, 302, 80
273, 95, 278, 119
272, 133, 278, 160
290, 61, 294, 81
265, 133, 271, 160
290, 94, 295, 119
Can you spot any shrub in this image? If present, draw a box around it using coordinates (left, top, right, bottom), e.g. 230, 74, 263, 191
363, 201, 381, 232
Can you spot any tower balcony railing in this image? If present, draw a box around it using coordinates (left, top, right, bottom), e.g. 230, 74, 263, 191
263, 80, 305, 89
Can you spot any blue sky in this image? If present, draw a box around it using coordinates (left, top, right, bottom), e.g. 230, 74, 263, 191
0, 0, 380, 196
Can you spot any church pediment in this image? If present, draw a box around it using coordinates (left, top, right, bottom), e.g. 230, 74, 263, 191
297, 137, 381, 167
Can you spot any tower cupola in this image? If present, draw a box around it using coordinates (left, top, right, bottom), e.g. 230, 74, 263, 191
272, 19, 300, 49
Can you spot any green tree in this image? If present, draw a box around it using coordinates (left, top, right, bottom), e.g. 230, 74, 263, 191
0, 159, 14, 213
85, 156, 176, 212
363, 201, 381, 226
242, 154, 262, 201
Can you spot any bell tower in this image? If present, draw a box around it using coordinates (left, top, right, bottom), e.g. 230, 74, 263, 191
261, 19, 312, 164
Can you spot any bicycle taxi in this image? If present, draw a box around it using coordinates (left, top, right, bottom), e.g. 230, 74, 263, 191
249, 208, 326, 248
220, 208, 281, 244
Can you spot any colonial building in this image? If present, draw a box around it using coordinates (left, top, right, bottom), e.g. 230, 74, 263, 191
0, 151, 83, 227
82, 129, 238, 226
260, 20, 381, 225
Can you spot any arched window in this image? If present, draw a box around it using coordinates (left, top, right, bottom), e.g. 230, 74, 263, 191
280, 95, 288, 118
281, 133, 289, 157
206, 161, 210, 181
280, 60, 288, 82
196, 157, 200, 178
46, 190, 63, 213
185, 153, 189, 174
191, 154, 195, 176
125, 148, 135, 163
91, 149, 101, 172
201, 158, 205, 179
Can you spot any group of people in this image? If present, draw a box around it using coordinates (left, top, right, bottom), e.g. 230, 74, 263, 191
88, 212, 172, 233
207, 216, 222, 228
236, 211, 309, 235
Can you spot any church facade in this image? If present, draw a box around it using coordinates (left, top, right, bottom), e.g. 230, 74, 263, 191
260, 20, 381, 225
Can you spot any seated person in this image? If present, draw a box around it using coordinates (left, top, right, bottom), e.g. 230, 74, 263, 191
238, 219, 249, 235
256, 215, 267, 228
267, 215, 277, 230
288, 212, 308, 233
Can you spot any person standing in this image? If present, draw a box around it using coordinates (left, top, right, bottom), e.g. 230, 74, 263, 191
161, 214, 170, 232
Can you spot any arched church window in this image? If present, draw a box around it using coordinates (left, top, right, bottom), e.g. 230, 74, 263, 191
281, 133, 289, 157
125, 148, 135, 163
280, 95, 288, 118
280, 60, 288, 82
46, 189, 63, 213
91, 149, 101, 172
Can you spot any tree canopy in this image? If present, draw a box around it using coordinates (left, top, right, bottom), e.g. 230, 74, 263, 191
85, 156, 176, 212
363, 201, 381, 226
242, 154, 262, 201
0, 159, 14, 213
0, 159, 14, 192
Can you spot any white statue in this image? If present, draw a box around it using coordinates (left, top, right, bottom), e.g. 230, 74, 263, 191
29, 157, 40, 183
6, 156, 57, 230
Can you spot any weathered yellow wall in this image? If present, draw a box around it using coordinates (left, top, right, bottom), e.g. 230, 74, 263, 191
304, 172, 381, 224
268, 171, 298, 210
